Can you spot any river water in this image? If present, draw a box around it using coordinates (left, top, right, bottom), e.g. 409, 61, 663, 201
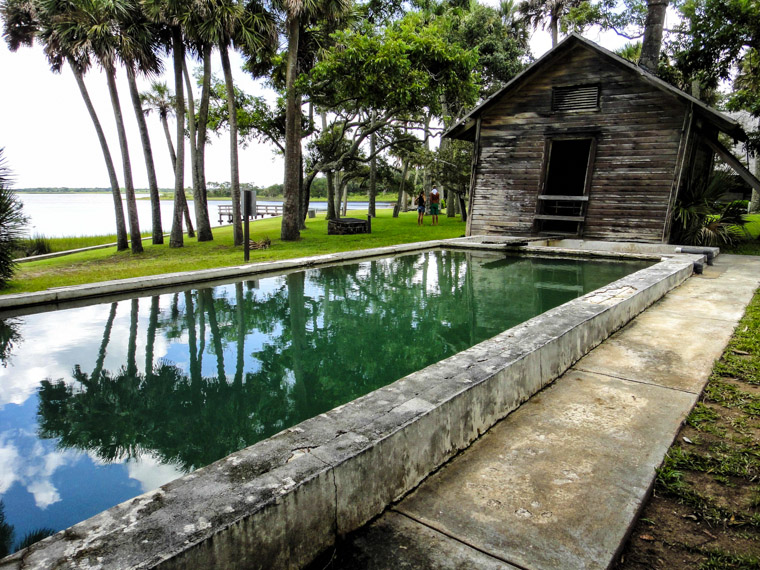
16, 194, 386, 238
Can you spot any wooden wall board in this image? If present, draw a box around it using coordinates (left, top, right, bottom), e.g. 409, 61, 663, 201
467, 42, 689, 242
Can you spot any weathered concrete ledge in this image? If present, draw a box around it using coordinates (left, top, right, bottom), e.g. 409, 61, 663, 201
1, 240, 451, 313
0, 237, 693, 315
0, 247, 700, 570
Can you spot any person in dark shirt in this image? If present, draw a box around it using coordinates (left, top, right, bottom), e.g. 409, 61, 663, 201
415, 190, 426, 226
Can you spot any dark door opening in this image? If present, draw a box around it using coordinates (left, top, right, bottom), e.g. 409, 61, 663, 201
536, 138, 594, 235
545, 139, 592, 196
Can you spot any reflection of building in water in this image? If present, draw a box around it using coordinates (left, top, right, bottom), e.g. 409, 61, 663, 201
466, 251, 644, 335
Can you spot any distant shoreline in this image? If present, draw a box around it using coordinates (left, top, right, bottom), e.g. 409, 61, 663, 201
17, 190, 399, 203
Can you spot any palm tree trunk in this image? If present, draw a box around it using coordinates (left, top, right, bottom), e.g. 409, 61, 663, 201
550, 14, 558, 47
105, 67, 142, 254
126, 64, 163, 245
127, 298, 139, 378
194, 44, 214, 241
181, 59, 196, 239
170, 27, 186, 248
183, 197, 195, 237
752, 118, 760, 214
639, 0, 669, 71
321, 113, 337, 221
220, 44, 243, 246
161, 114, 177, 170
93, 302, 118, 380
145, 295, 159, 377
281, 15, 302, 241
69, 60, 128, 251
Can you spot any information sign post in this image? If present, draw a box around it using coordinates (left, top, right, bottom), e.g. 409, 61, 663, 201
243, 190, 256, 261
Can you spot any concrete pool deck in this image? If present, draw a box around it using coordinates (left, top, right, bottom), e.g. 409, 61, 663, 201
319, 253, 760, 570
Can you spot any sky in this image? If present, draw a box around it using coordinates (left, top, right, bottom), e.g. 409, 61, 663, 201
0, 42, 283, 190
0, 7, 635, 191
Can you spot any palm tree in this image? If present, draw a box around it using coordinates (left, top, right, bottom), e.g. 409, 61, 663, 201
2, 0, 129, 250
196, 0, 276, 246
143, 0, 192, 247
193, 42, 214, 238
141, 81, 177, 172
518, 0, 583, 47
119, 3, 165, 245
140, 80, 197, 237
51, 0, 145, 253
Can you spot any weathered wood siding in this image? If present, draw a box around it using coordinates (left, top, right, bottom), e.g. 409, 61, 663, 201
469, 44, 688, 242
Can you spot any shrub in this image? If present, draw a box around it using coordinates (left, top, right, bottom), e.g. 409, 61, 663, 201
18, 234, 52, 257
670, 170, 749, 247
0, 149, 28, 286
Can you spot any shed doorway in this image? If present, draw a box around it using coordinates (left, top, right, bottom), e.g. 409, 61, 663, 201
536, 138, 595, 235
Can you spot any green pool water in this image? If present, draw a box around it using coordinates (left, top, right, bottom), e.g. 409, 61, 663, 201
0, 249, 650, 549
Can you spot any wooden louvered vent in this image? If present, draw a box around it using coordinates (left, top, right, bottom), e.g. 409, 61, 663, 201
552, 85, 600, 112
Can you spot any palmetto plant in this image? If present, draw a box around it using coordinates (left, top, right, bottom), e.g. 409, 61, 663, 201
670, 169, 749, 247
0, 149, 28, 287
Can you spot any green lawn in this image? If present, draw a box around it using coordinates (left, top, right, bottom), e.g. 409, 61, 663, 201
723, 213, 760, 255
8, 209, 465, 295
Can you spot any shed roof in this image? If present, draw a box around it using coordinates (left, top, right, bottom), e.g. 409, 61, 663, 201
444, 34, 746, 142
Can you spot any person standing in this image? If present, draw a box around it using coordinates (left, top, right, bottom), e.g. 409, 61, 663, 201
415, 190, 426, 226
430, 187, 441, 226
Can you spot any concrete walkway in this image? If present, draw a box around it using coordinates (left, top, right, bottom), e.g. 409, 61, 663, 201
322, 254, 760, 570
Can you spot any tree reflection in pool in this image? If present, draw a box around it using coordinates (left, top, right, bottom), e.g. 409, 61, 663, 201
0, 249, 651, 544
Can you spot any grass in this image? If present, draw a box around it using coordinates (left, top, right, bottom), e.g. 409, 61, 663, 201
6, 209, 465, 295
722, 214, 760, 255
44, 233, 153, 252
620, 279, 760, 568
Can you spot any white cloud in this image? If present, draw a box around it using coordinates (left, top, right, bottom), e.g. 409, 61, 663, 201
0, 438, 20, 494
0, 431, 79, 509
125, 454, 184, 493
25, 479, 61, 510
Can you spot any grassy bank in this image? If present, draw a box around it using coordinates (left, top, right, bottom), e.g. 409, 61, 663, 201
7, 209, 465, 295
617, 287, 760, 569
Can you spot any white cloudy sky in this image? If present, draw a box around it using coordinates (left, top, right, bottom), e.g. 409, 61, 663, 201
0, 10, 635, 191
0, 42, 283, 190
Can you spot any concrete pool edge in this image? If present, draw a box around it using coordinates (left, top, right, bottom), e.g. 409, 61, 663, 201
0, 244, 702, 569
0, 237, 696, 313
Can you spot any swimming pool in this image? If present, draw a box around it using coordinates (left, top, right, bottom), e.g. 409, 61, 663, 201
0, 248, 652, 552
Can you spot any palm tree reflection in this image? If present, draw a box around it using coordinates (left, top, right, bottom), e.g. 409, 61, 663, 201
36, 252, 633, 472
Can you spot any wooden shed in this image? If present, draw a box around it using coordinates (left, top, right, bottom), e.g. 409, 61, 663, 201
445, 34, 760, 242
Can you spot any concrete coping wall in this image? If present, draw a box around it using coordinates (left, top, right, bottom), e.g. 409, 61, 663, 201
0, 241, 703, 570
